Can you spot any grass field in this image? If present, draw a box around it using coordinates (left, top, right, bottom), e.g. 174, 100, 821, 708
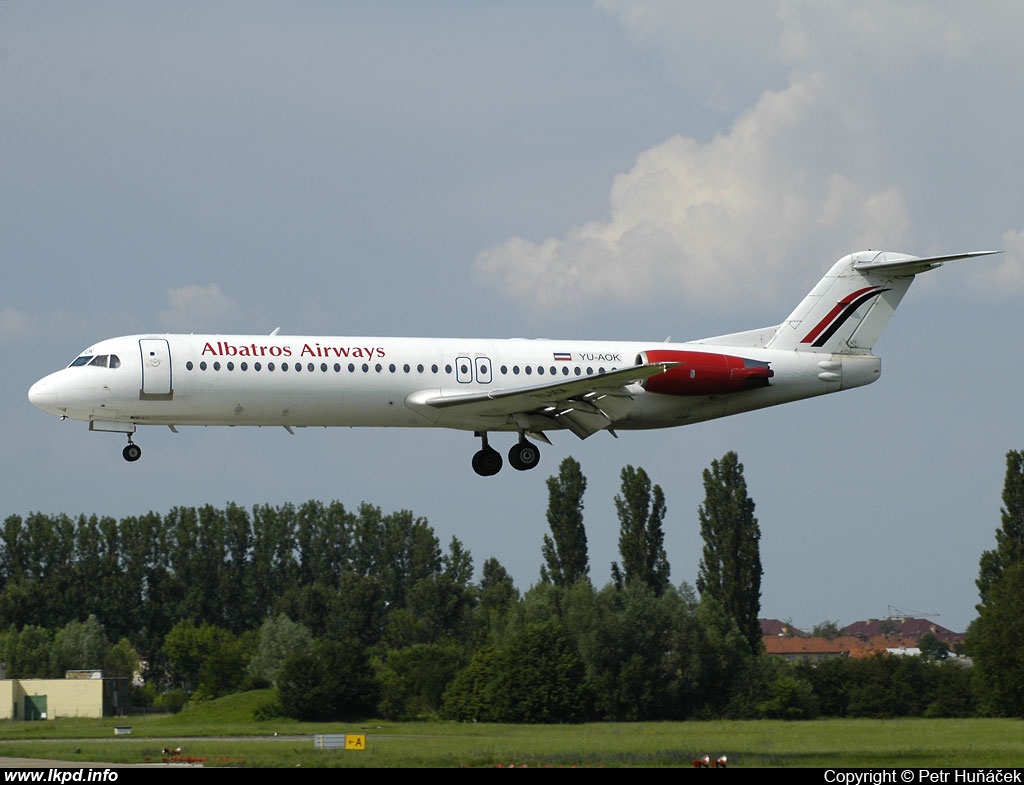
1, 691, 1022, 768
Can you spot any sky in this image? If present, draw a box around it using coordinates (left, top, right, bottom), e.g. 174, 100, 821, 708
4, 1, 1024, 634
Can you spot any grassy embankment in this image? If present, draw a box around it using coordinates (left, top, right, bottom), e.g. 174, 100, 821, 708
1, 690, 1022, 768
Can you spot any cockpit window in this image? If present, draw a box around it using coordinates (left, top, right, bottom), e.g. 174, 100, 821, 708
69, 354, 120, 369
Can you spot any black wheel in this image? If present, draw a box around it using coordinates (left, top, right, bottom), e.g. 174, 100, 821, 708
123, 443, 142, 462
508, 441, 541, 471
471, 447, 503, 476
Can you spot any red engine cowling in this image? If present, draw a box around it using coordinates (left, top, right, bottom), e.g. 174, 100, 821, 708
637, 349, 773, 396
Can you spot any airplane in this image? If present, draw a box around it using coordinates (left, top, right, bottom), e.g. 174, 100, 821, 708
28, 250, 996, 476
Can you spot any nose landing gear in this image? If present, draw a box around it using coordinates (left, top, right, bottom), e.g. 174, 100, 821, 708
122, 437, 142, 462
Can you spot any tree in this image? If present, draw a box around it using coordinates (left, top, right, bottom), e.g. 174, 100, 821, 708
479, 557, 518, 618
584, 582, 678, 720
610, 465, 670, 596
971, 562, 1024, 715
540, 457, 590, 588
162, 619, 244, 696
440, 644, 503, 722
918, 632, 951, 661
695, 451, 763, 653
373, 642, 467, 719
971, 450, 1024, 716
494, 620, 592, 723
811, 620, 842, 639
52, 614, 109, 674
247, 614, 314, 687
103, 638, 141, 680
277, 638, 379, 721
977, 449, 1024, 610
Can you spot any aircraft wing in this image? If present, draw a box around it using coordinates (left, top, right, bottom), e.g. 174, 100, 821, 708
406, 362, 674, 439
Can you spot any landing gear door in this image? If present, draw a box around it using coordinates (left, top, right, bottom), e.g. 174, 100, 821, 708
139, 338, 173, 400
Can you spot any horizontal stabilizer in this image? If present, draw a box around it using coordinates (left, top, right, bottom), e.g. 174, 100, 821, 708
852, 250, 999, 276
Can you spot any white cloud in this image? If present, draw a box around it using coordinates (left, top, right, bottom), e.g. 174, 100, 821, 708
475, 73, 910, 317
158, 284, 246, 332
475, 1, 1021, 320
970, 230, 1024, 298
0, 307, 33, 344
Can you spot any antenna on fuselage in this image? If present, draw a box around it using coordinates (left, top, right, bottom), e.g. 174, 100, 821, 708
270, 327, 280, 336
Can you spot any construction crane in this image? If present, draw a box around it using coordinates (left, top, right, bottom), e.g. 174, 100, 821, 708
887, 605, 940, 620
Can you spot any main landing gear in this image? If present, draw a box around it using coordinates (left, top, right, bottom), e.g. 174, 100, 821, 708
122, 436, 142, 462
472, 432, 541, 476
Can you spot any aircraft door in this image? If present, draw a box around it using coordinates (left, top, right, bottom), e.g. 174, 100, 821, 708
139, 338, 173, 399
474, 356, 492, 384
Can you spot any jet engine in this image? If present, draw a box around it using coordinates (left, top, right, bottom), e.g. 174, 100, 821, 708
637, 349, 773, 396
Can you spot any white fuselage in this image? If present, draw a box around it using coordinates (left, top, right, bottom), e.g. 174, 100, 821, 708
28, 332, 879, 435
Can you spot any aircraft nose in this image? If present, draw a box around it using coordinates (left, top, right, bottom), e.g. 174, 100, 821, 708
28, 376, 59, 413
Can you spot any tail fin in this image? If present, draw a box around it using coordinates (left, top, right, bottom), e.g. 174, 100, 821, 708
765, 250, 997, 353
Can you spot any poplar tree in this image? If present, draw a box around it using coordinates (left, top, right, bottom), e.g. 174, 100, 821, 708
610, 465, 670, 596
976, 449, 1024, 610
695, 451, 763, 653
540, 457, 590, 587
972, 450, 1024, 716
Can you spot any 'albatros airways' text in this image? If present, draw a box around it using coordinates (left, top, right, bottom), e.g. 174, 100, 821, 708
201, 342, 386, 359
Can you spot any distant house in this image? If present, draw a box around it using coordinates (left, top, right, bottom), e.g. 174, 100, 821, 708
0, 670, 129, 720
760, 619, 806, 638
841, 618, 963, 648
760, 616, 965, 662
763, 634, 930, 662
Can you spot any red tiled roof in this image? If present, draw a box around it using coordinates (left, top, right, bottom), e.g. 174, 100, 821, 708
764, 634, 935, 659
842, 618, 963, 645
759, 618, 806, 637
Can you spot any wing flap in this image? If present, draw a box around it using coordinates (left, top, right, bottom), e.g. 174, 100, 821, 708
406, 362, 672, 438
